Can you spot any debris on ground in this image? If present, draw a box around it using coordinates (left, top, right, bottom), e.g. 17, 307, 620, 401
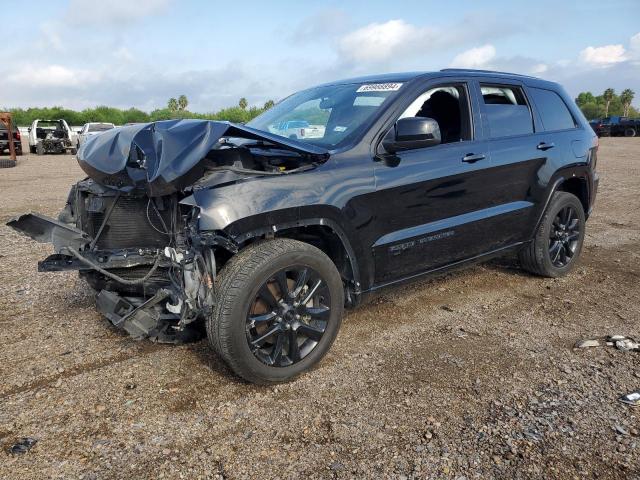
574, 339, 602, 348
619, 390, 640, 407
574, 335, 639, 351
8, 437, 38, 455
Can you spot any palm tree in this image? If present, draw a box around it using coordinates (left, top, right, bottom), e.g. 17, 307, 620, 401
238, 98, 248, 110
603, 88, 615, 117
177, 95, 188, 111
167, 97, 178, 112
620, 89, 635, 117
263, 99, 275, 110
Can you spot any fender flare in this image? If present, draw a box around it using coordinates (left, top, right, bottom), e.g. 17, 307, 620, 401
534, 165, 592, 230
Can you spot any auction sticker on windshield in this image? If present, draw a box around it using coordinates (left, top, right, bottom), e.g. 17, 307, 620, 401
356, 83, 403, 92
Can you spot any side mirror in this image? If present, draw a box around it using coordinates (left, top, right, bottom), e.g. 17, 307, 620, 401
27, 127, 31, 132
382, 117, 441, 153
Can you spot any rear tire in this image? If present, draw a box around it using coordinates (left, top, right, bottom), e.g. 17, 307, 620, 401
36, 142, 44, 155
207, 239, 344, 384
624, 128, 636, 137
29, 145, 36, 154
519, 191, 585, 277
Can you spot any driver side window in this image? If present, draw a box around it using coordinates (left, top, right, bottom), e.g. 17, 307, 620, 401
399, 85, 472, 144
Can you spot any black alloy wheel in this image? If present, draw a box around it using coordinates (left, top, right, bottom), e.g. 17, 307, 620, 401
518, 191, 586, 277
246, 266, 331, 367
548, 205, 581, 268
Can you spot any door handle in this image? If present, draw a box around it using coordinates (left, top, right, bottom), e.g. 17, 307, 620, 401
537, 142, 555, 151
462, 153, 486, 163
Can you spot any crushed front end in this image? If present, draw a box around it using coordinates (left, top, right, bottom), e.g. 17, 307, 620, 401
7, 119, 327, 343
9, 178, 220, 342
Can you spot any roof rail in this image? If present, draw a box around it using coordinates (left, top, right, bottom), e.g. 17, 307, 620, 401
440, 68, 537, 78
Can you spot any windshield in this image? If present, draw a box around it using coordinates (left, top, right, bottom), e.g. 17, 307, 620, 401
88, 123, 114, 133
247, 83, 402, 148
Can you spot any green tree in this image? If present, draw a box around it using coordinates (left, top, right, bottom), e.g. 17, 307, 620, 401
263, 99, 275, 110
620, 89, 635, 117
177, 95, 188, 111
575, 92, 596, 107
167, 97, 178, 112
238, 97, 248, 110
602, 88, 615, 117
580, 102, 603, 120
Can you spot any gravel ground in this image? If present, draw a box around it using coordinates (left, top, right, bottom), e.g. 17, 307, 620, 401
1, 138, 639, 479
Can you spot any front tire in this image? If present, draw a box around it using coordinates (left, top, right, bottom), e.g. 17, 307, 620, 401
208, 239, 344, 384
624, 128, 636, 137
36, 142, 44, 155
519, 191, 586, 277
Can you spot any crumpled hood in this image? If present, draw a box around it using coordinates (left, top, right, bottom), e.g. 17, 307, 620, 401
77, 119, 329, 197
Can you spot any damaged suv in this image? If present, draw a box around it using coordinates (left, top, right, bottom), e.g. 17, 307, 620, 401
9, 70, 599, 384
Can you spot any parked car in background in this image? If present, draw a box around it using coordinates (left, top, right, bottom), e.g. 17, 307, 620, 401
269, 120, 325, 139
591, 116, 640, 137
0, 122, 22, 156
28, 119, 76, 155
9, 69, 598, 384
76, 122, 116, 149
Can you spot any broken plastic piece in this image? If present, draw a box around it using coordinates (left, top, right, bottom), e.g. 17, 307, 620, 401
574, 339, 602, 348
609, 336, 640, 352
9, 437, 37, 455
619, 390, 640, 407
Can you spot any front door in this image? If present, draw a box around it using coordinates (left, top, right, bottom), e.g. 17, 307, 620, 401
372, 80, 497, 285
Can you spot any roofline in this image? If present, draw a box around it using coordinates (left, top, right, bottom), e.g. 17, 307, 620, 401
439, 68, 538, 80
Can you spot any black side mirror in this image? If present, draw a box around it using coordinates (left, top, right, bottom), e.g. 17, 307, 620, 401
382, 117, 441, 153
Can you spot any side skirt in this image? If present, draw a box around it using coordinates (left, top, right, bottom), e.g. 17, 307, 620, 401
364, 241, 526, 293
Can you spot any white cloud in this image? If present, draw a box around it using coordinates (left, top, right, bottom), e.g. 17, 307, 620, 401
113, 47, 134, 62
6, 65, 99, 88
530, 63, 548, 74
450, 45, 496, 68
579, 44, 627, 66
337, 20, 435, 64
67, 0, 171, 26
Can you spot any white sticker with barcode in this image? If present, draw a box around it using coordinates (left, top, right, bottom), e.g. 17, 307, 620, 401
356, 83, 403, 93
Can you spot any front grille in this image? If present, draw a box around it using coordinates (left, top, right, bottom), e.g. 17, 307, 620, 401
85, 196, 173, 250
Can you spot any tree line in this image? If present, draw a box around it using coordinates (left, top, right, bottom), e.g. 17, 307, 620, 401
4, 96, 276, 127
5, 89, 637, 126
575, 88, 637, 120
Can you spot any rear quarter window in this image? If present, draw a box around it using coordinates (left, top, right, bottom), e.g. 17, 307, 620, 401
529, 87, 577, 131
480, 84, 533, 138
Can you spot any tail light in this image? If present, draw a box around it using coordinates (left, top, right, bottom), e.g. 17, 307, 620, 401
300, 128, 305, 137
14, 130, 21, 140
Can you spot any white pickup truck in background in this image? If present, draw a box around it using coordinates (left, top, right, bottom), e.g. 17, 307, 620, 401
28, 119, 77, 155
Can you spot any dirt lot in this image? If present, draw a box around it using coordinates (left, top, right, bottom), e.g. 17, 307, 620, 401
1, 138, 639, 479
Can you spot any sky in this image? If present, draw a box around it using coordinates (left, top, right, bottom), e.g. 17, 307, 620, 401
2, 0, 639, 112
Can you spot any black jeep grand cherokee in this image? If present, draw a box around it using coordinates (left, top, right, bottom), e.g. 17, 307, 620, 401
9, 69, 598, 384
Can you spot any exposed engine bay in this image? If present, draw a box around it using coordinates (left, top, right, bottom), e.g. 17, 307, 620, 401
8, 120, 329, 342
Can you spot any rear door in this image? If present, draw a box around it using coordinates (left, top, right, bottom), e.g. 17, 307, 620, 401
525, 85, 585, 223
474, 79, 545, 247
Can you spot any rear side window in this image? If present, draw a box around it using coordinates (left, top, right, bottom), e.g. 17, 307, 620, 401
529, 88, 576, 131
480, 84, 533, 138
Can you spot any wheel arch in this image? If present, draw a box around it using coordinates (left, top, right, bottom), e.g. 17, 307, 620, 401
535, 165, 593, 231
195, 206, 364, 307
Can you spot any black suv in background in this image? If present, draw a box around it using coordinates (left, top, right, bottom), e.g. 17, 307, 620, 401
10, 69, 598, 384
0, 123, 22, 156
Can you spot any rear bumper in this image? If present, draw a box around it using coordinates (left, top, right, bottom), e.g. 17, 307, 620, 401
0, 140, 21, 151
